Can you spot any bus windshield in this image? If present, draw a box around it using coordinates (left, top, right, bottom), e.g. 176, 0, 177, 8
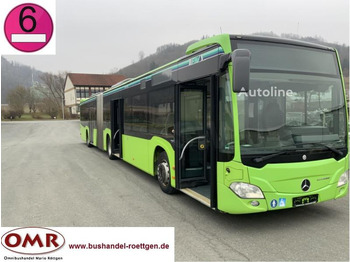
236, 41, 347, 159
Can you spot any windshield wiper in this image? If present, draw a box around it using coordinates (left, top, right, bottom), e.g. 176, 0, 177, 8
252, 142, 344, 164
290, 142, 344, 157
253, 150, 290, 163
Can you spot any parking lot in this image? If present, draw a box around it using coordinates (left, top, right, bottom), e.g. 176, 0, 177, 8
1, 120, 349, 261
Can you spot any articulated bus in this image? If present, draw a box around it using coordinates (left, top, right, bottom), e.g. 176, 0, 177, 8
80, 34, 348, 214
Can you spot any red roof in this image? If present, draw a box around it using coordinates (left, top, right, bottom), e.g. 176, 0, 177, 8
67, 73, 126, 87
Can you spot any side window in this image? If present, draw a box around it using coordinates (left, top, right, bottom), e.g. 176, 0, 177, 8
80, 104, 90, 122
124, 94, 148, 133
76, 87, 81, 98
103, 98, 110, 123
218, 72, 234, 161
132, 94, 148, 132
149, 86, 174, 137
124, 97, 132, 132
123, 86, 175, 137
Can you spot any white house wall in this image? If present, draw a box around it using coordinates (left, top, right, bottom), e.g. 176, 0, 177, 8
64, 77, 76, 107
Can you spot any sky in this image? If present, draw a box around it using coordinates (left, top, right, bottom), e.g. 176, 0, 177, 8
2, 0, 349, 74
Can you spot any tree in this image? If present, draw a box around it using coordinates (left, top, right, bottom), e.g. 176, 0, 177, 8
37, 97, 59, 119
26, 86, 40, 113
149, 61, 158, 70
138, 50, 145, 61
109, 67, 118, 74
7, 86, 27, 118
1, 108, 17, 120
37, 72, 66, 119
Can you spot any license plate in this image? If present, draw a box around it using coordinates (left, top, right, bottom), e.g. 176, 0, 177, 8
293, 194, 318, 207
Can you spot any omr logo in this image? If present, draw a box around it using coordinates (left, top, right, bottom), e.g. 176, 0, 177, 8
1, 227, 65, 255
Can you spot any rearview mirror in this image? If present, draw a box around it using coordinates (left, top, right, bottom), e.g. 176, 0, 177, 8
231, 49, 251, 93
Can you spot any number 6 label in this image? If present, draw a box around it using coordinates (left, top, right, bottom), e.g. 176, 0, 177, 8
4, 3, 53, 52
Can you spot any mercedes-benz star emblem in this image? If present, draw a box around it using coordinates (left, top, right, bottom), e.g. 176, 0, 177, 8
301, 179, 311, 192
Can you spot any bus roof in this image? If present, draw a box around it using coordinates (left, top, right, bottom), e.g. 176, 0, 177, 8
80, 34, 335, 106
229, 35, 334, 51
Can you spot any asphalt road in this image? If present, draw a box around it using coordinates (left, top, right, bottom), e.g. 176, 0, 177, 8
1, 120, 349, 261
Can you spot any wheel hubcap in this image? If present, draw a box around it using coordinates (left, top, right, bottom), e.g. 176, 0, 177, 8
157, 161, 170, 187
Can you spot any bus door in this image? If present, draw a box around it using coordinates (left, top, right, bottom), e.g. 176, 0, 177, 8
111, 99, 124, 158
88, 107, 95, 145
176, 79, 211, 188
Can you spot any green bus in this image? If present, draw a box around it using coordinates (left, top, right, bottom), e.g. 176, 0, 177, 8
80, 34, 348, 214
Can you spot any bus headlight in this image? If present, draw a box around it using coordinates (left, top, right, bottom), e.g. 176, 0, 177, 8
337, 170, 349, 187
229, 182, 265, 199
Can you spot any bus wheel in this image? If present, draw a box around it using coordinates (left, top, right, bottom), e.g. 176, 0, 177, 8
86, 131, 92, 147
156, 152, 177, 194
107, 136, 115, 160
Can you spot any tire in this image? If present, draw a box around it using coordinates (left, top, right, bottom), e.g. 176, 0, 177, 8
107, 136, 116, 160
86, 131, 92, 147
156, 151, 177, 194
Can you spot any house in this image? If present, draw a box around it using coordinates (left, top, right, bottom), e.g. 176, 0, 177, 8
64, 73, 126, 114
